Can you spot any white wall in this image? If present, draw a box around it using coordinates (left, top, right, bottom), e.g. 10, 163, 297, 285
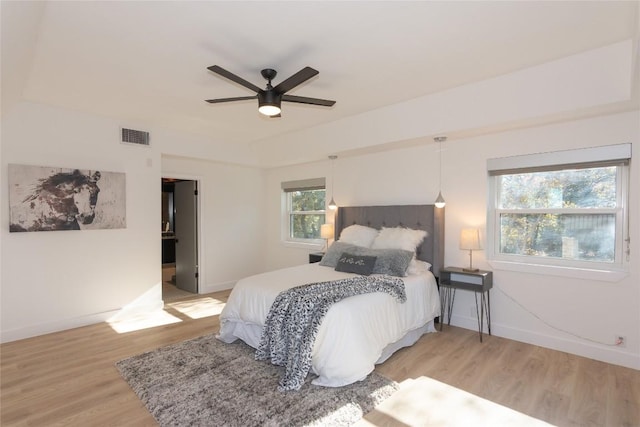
1, 102, 161, 341
0, 101, 265, 342
264, 161, 334, 270
161, 155, 266, 292
264, 111, 639, 370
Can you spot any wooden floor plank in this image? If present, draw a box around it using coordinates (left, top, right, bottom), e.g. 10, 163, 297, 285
607, 364, 640, 427
566, 357, 610, 427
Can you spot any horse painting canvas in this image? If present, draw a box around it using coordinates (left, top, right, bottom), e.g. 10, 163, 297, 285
9, 164, 126, 232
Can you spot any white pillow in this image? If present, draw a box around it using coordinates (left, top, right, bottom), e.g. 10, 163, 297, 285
407, 259, 432, 276
371, 226, 428, 253
338, 224, 379, 248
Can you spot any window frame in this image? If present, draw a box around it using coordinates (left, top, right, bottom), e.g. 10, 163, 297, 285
281, 178, 326, 247
486, 144, 631, 280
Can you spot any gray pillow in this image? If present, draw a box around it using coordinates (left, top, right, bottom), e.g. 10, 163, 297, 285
367, 248, 413, 277
321, 241, 413, 277
319, 241, 360, 267
335, 253, 377, 276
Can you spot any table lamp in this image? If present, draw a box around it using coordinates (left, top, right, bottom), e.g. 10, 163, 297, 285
460, 228, 482, 272
320, 223, 334, 251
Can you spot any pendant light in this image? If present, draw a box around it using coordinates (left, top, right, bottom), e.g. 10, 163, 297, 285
434, 136, 446, 208
328, 155, 338, 210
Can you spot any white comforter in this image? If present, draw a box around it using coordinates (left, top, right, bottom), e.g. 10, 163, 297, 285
217, 263, 440, 387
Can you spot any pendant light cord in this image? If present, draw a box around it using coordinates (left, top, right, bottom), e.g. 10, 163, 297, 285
438, 139, 442, 189
331, 156, 335, 199
434, 136, 446, 207
328, 155, 337, 209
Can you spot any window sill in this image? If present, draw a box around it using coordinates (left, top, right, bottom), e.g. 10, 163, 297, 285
487, 260, 628, 283
281, 240, 324, 251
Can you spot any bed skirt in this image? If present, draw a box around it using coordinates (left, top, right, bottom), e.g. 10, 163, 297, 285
217, 319, 436, 384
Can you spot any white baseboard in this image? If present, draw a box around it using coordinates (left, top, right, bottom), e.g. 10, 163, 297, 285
200, 280, 235, 294
1, 309, 120, 344
448, 314, 640, 370
0, 280, 232, 343
1, 287, 165, 344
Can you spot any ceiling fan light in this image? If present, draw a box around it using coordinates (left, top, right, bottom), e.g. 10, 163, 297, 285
258, 104, 281, 116
258, 90, 282, 116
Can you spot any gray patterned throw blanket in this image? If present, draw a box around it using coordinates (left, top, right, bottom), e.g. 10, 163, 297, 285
255, 275, 406, 391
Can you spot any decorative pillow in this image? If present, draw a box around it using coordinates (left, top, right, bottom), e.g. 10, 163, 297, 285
369, 248, 414, 277
371, 226, 428, 253
407, 259, 433, 276
334, 253, 377, 276
320, 241, 413, 277
319, 241, 360, 268
338, 224, 379, 248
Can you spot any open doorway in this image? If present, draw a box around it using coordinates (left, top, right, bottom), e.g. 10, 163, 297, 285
162, 178, 199, 301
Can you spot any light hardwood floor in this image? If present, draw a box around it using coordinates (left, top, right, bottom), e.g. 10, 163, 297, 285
1, 289, 638, 426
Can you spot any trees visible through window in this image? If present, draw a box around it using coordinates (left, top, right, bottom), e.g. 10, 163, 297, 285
497, 166, 618, 263
288, 189, 326, 240
282, 178, 326, 243
488, 144, 630, 271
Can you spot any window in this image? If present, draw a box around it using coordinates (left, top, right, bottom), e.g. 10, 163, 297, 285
282, 178, 326, 243
487, 144, 630, 273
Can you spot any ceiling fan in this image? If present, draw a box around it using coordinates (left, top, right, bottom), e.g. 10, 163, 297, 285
205, 65, 336, 117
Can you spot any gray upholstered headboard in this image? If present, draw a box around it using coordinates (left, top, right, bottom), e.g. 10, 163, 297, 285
334, 205, 445, 278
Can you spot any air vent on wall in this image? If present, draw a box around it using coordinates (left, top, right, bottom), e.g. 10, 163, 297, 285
121, 128, 150, 146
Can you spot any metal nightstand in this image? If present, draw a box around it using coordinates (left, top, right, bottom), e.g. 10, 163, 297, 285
439, 267, 493, 342
308, 252, 324, 263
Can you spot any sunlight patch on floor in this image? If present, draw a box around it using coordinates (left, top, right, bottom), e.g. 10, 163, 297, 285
166, 297, 225, 319
358, 376, 552, 427
107, 310, 182, 333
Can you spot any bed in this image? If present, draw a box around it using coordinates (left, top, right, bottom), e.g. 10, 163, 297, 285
217, 204, 444, 388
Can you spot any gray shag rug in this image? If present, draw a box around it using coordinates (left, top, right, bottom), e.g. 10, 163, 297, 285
116, 334, 399, 427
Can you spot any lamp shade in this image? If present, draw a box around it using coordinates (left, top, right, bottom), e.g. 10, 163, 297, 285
320, 223, 334, 239
460, 228, 482, 250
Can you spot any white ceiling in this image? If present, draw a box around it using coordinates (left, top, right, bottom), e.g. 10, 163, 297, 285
2, 1, 638, 163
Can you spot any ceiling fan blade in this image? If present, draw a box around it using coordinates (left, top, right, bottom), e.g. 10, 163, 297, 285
282, 94, 336, 107
207, 65, 262, 93
273, 67, 319, 94
205, 96, 257, 104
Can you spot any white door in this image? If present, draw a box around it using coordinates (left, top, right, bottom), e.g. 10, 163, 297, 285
174, 180, 198, 293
